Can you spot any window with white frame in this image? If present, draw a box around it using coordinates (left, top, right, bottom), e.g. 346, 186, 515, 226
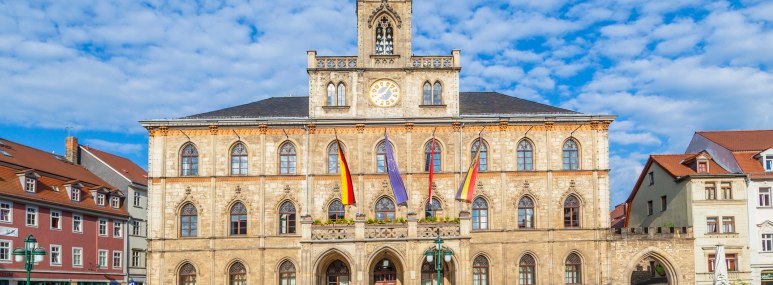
50, 245, 61, 265
765, 155, 773, 171
24, 178, 36, 193
96, 194, 105, 206
760, 187, 771, 207
25, 206, 37, 227
110, 196, 120, 209
72, 214, 82, 233
98, 219, 107, 236
0, 201, 11, 223
70, 188, 80, 202
112, 251, 122, 268
97, 250, 108, 268
133, 192, 141, 207
114, 221, 122, 238
0, 240, 11, 262
50, 210, 61, 230
132, 220, 141, 236
763, 234, 773, 252
131, 250, 142, 267
72, 247, 83, 267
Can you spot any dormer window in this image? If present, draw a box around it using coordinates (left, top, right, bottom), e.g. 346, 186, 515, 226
697, 161, 708, 173
70, 188, 81, 202
24, 178, 36, 193
111, 196, 120, 209
97, 194, 105, 206
766, 155, 773, 171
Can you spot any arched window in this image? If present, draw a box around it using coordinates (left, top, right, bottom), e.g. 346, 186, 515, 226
565, 253, 582, 284
472, 197, 488, 230
375, 197, 396, 221
337, 83, 346, 106
562, 139, 579, 170
326, 260, 350, 285
230, 142, 248, 175
328, 199, 345, 221
425, 197, 442, 218
376, 141, 388, 173
519, 254, 536, 285
279, 261, 296, 285
423, 82, 432, 105
421, 259, 445, 285
181, 144, 199, 176
327, 83, 336, 106
472, 140, 488, 171
563, 195, 580, 228
517, 140, 534, 171
424, 140, 441, 172
373, 258, 397, 283
375, 17, 393, 55
230, 202, 247, 236
472, 255, 489, 285
229, 262, 247, 285
518, 197, 534, 229
180, 203, 198, 237
328, 142, 340, 174
279, 202, 296, 234
179, 263, 196, 285
433, 81, 442, 105
279, 142, 297, 175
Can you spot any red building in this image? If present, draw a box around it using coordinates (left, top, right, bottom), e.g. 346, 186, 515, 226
0, 138, 128, 285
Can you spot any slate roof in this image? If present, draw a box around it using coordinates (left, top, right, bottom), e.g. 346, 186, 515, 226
182, 92, 577, 119
81, 146, 148, 186
697, 130, 773, 152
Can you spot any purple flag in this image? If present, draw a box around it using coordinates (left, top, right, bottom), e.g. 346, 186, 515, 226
385, 133, 409, 205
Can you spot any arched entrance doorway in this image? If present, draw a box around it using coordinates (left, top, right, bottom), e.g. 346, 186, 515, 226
367, 248, 405, 285
314, 249, 354, 285
373, 258, 397, 285
327, 260, 351, 285
420, 258, 455, 285
629, 253, 676, 285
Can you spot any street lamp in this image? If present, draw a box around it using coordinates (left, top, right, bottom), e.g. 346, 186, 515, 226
12, 234, 46, 285
424, 231, 454, 285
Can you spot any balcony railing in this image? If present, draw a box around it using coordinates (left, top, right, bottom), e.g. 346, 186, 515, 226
418, 223, 461, 238
366, 224, 408, 239
311, 225, 354, 240
695, 272, 751, 282
306, 218, 465, 242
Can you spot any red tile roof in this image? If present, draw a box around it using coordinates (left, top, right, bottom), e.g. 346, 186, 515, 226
650, 153, 729, 177
81, 146, 147, 186
733, 151, 773, 179
0, 138, 128, 217
698, 130, 773, 151
610, 203, 626, 228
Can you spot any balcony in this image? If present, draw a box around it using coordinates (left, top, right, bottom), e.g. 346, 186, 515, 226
695, 272, 751, 283
303, 212, 469, 242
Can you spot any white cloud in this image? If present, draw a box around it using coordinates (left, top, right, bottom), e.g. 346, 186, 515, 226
83, 139, 143, 155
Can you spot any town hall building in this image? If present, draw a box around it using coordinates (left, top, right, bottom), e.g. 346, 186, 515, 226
140, 1, 694, 284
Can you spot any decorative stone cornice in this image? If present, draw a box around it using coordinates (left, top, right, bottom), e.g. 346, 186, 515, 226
367, 0, 403, 29
208, 125, 218, 135
356, 124, 366, 133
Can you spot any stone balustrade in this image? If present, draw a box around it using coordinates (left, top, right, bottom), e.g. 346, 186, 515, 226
303, 212, 469, 242
695, 272, 751, 283
310, 225, 354, 240
313, 56, 358, 69
410, 56, 455, 69
417, 223, 462, 238
610, 227, 694, 239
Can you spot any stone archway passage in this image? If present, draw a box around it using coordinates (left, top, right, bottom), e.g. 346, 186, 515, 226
630, 256, 672, 285
373, 258, 398, 285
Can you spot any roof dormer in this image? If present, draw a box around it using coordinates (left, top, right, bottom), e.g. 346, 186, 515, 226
16, 170, 41, 193
755, 148, 773, 172
681, 151, 712, 174
90, 187, 110, 206
64, 181, 85, 202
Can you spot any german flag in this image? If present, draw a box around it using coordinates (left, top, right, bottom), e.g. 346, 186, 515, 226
456, 137, 482, 202
338, 140, 355, 205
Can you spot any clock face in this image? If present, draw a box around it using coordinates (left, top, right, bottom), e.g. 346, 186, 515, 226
369, 79, 400, 107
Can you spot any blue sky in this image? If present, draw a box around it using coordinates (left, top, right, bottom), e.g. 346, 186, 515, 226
1, 0, 771, 207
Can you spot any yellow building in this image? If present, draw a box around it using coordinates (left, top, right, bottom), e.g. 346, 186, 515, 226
141, 1, 695, 284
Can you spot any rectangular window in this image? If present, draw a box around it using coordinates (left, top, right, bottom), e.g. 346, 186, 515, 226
647, 201, 653, 215
50, 210, 61, 230
112, 251, 122, 269
50, 245, 61, 265
72, 247, 83, 267
721, 182, 732, 199
765, 155, 773, 171
705, 182, 717, 200
698, 161, 708, 173
114, 221, 123, 238
763, 234, 773, 252
25, 206, 37, 227
760, 187, 771, 207
722, 217, 735, 233
132, 220, 141, 236
96, 194, 105, 206
648, 172, 654, 185
0, 201, 12, 223
98, 219, 107, 236
708, 254, 738, 272
133, 192, 141, 207
70, 188, 80, 201
97, 250, 108, 268
131, 250, 142, 267
661, 196, 667, 211
24, 178, 36, 193
111, 197, 120, 209
707, 217, 718, 233
0, 240, 11, 262
72, 214, 82, 233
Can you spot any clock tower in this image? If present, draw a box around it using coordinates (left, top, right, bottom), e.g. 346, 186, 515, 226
307, 0, 461, 119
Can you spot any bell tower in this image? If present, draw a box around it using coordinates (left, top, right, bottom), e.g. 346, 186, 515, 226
356, 0, 413, 68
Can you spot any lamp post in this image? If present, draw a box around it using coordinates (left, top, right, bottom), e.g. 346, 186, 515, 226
12, 234, 46, 285
424, 231, 454, 285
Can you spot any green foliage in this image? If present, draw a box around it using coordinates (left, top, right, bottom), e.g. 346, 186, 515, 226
366, 218, 375, 224
312, 219, 322, 225
660, 222, 675, 228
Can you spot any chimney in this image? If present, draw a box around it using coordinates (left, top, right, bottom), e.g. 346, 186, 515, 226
65, 136, 79, 164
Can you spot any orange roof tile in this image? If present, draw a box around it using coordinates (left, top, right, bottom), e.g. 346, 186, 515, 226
698, 130, 773, 151
650, 153, 729, 177
732, 151, 773, 179
81, 146, 147, 186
